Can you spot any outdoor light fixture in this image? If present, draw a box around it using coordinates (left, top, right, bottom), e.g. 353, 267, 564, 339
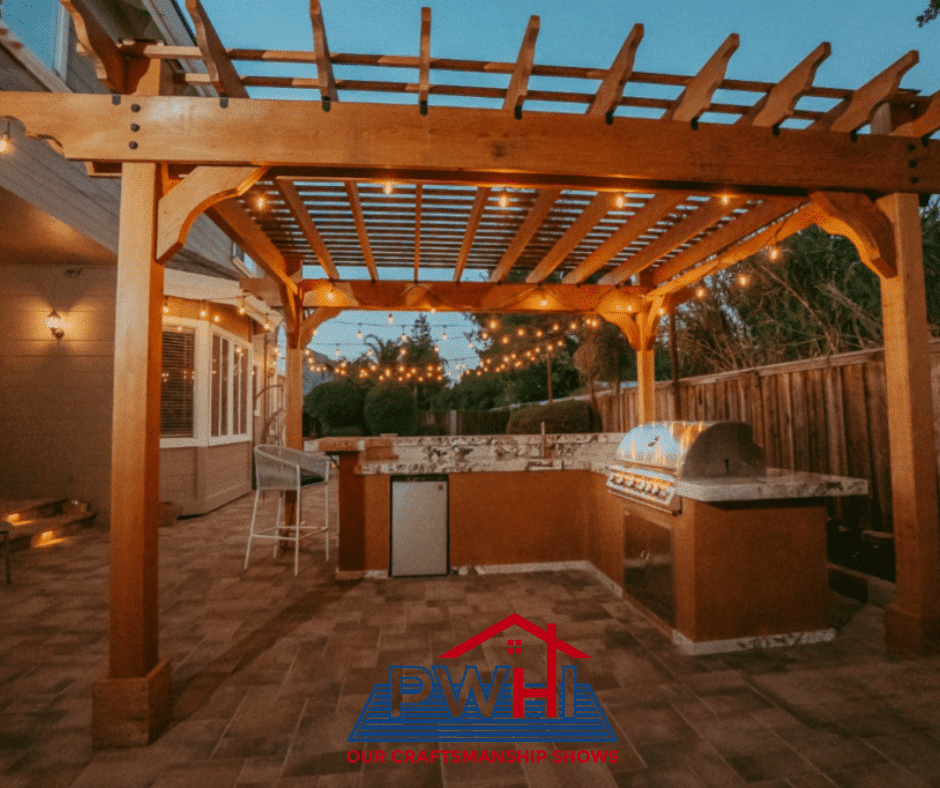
46, 309, 64, 339
0, 120, 12, 154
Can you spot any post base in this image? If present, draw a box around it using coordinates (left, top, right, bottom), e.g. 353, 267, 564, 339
885, 603, 940, 656
92, 658, 172, 748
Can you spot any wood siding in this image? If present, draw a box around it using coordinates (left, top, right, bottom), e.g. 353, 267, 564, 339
160, 441, 252, 517
0, 265, 116, 523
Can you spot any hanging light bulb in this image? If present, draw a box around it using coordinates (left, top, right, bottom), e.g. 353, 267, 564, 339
357, 324, 363, 340
737, 272, 751, 287
695, 285, 707, 299
400, 326, 407, 342
383, 181, 394, 195
387, 313, 394, 324
441, 329, 448, 341
237, 297, 246, 315
767, 245, 781, 262
162, 298, 170, 315
488, 319, 498, 330
497, 190, 510, 209
199, 302, 208, 318
614, 194, 625, 209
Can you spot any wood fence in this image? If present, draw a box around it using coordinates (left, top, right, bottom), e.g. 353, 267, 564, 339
425, 339, 940, 535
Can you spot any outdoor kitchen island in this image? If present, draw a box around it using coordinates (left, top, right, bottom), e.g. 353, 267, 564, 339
314, 430, 868, 654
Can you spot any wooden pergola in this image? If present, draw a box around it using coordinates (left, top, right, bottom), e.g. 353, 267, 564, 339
3, 0, 939, 745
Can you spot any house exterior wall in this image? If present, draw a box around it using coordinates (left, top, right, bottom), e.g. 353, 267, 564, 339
0, 264, 116, 523
0, 1, 258, 524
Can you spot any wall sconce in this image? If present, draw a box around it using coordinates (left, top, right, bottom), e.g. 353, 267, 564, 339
0, 120, 12, 154
46, 309, 64, 339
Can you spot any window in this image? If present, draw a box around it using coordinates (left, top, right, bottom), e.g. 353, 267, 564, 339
210, 331, 249, 439
161, 328, 195, 437
161, 320, 251, 446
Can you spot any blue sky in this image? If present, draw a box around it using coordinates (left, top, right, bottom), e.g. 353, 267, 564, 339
194, 0, 940, 375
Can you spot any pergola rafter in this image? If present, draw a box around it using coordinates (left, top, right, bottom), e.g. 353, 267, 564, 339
4, 1, 939, 746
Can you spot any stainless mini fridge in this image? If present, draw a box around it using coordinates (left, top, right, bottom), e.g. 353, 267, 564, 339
390, 475, 449, 576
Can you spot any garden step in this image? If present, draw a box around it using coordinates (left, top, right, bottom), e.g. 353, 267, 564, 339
1, 499, 97, 551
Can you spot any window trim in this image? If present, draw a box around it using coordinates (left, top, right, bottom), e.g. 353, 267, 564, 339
160, 317, 252, 449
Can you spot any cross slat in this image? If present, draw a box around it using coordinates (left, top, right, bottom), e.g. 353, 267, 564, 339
661, 34, 739, 123
186, 0, 248, 98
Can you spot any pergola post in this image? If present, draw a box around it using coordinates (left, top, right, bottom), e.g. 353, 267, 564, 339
92, 160, 172, 747
601, 306, 659, 425
877, 190, 940, 655
636, 344, 656, 424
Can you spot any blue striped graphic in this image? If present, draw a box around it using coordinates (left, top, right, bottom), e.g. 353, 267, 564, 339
347, 665, 616, 743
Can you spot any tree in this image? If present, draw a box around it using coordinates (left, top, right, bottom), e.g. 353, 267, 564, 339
673, 203, 940, 377
918, 1, 940, 26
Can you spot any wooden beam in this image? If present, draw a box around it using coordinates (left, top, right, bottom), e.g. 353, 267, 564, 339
562, 193, 686, 284
107, 162, 163, 681
185, 0, 248, 98
662, 34, 739, 123
207, 198, 299, 330
414, 183, 423, 280
809, 191, 897, 278
453, 188, 491, 282
525, 193, 614, 283
648, 203, 818, 298
299, 307, 342, 347
893, 88, 940, 138
345, 182, 379, 281
489, 188, 560, 282
650, 198, 803, 286
813, 51, 918, 133
586, 25, 644, 118
309, 0, 338, 103
252, 279, 646, 313
3, 94, 938, 195
60, 0, 136, 93
738, 43, 831, 128
503, 16, 540, 115
877, 191, 940, 654
157, 166, 266, 262
598, 196, 747, 285
418, 7, 431, 111
275, 177, 340, 279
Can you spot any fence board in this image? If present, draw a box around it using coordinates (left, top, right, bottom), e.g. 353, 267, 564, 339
791, 371, 810, 473
863, 359, 891, 532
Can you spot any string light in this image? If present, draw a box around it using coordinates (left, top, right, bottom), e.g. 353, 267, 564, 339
199, 302, 208, 318
441, 329, 448, 341
383, 181, 394, 195
497, 191, 510, 209
357, 324, 363, 340
162, 297, 170, 314
614, 194, 625, 209
387, 313, 394, 324
238, 297, 246, 315
695, 285, 707, 299
737, 272, 751, 287
767, 245, 781, 262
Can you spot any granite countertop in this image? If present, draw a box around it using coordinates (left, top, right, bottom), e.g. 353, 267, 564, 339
315, 434, 869, 501
350, 433, 622, 475
675, 468, 869, 501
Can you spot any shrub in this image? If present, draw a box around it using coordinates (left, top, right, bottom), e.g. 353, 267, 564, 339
303, 379, 366, 433
505, 399, 598, 434
364, 382, 418, 436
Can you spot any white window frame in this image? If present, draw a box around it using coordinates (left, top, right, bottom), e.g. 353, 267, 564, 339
160, 317, 252, 449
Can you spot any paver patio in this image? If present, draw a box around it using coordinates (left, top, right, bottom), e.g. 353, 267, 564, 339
2, 481, 940, 788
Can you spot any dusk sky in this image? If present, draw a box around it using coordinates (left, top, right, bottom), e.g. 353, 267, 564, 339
192, 0, 940, 375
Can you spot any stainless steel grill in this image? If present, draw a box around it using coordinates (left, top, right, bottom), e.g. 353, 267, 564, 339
606, 421, 766, 511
